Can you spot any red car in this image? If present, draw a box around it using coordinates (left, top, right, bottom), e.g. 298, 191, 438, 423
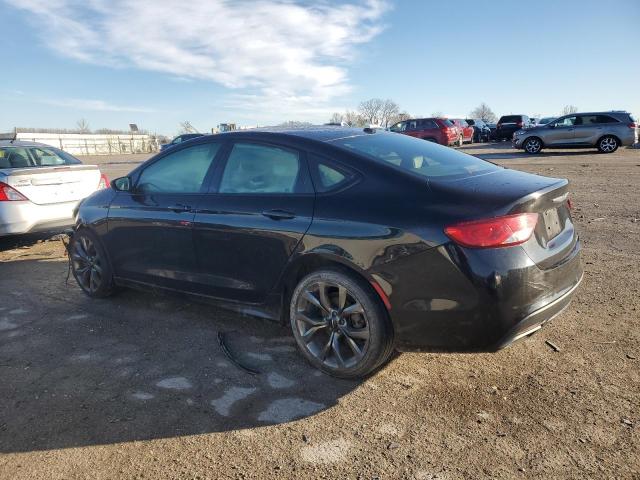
449, 119, 474, 145
389, 118, 459, 146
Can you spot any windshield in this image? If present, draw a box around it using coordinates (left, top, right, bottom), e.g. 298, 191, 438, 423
0, 146, 82, 169
330, 133, 500, 180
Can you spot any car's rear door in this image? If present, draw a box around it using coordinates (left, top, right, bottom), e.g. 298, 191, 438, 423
106, 140, 222, 290
192, 140, 314, 303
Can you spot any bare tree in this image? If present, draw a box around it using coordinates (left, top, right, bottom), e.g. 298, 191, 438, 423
430, 111, 443, 118
76, 118, 90, 133
279, 120, 313, 128
329, 112, 343, 124
469, 103, 497, 123
343, 110, 366, 127
358, 98, 385, 125
379, 99, 400, 128
561, 105, 578, 115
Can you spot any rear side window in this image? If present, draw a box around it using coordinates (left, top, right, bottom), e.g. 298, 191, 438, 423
441, 119, 454, 127
331, 133, 499, 180
595, 115, 619, 124
137, 142, 220, 193
310, 156, 354, 193
219, 143, 300, 194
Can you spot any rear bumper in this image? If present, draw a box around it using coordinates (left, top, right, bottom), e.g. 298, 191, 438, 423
387, 239, 583, 352
493, 271, 583, 349
0, 200, 78, 236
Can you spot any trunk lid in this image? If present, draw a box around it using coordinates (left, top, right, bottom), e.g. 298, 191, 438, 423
429, 168, 577, 269
0, 165, 101, 205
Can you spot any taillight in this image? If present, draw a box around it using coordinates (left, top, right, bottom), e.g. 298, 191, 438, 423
567, 197, 573, 210
98, 173, 109, 189
497, 123, 502, 128
444, 213, 538, 248
0, 181, 28, 202
629, 122, 637, 129
517, 121, 523, 127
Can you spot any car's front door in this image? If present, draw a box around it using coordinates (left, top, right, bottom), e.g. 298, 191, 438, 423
106, 141, 222, 290
545, 115, 577, 146
192, 141, 314, 303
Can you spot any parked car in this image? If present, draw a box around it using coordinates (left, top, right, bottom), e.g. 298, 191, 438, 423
449, 119, 474, 145
513, 111, 638, 154
70, 127, 583, 378
160, 133, 204, 152
0, 140, 108, 236
465, 119, 491, 143
537, 117, 556, 126
389, 118, 459, 146
495, 115, 532, 141
486, 122, 497, 140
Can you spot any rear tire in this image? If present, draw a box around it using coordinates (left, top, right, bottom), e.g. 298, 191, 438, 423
289, 269, 394, 379
70, 229, 115, 298
597, 135, 618, 153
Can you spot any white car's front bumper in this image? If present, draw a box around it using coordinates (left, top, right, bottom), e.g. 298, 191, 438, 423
0, 200, 78, 236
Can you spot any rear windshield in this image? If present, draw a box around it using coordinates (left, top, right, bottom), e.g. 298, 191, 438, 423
330, 133, 500, 180
0, 146, 82, 169
499, 115, 521, 123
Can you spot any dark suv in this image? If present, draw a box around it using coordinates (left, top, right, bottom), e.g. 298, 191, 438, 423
389, 118, 458, 146
495, 115, 532, 141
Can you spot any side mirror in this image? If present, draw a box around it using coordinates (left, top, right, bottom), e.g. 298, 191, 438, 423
112, 176, 131, 192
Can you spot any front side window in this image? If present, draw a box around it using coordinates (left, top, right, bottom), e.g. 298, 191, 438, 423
219, 143, 300, 194
331, 133, 499, 180
137, 142, 220, 193
554, 116, 577, 127
389, 122, 406, 132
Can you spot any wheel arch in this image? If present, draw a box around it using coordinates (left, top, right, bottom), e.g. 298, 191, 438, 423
597, 133, 621, 146
525, 135, 545, 147
275, 250, 390, 324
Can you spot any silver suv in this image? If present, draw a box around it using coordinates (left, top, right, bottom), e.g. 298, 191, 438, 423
513, 111, 638, 154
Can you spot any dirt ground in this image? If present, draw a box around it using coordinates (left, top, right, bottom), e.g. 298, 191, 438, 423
0, 143, 638, 479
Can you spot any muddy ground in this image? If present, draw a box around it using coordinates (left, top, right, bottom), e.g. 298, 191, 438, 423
0, 143, 638, 479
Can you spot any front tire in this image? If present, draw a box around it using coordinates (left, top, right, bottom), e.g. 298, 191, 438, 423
523, 137, 543, 154
598, 135, 618, 153
290, 269, 394, 379
70, 229, 115, 298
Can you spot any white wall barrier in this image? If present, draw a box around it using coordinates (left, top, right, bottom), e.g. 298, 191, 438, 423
12, 132, 159, 156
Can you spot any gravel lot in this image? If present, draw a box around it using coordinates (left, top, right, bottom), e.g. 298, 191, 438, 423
1, 143, 638, 479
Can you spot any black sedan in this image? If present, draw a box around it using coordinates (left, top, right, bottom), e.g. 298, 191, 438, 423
70, 127, 583, 378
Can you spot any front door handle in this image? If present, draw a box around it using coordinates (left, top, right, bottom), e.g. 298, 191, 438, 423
168, 204, 192, 213
262, 209, 295, 220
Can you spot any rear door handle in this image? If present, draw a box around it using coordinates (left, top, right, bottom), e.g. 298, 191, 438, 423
168, 204, 192, 213
262, 209, 295, 220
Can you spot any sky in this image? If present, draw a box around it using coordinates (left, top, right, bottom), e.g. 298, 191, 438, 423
1, 0, 639, 136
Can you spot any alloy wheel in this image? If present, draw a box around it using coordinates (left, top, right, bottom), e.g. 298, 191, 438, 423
600, 137, 617, 153
524, 138, 541, 153
71, 235, 104, 293
294, 281, 370, 369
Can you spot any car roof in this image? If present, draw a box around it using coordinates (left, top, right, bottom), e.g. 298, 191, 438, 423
0, 140, 53, 148
216, 126, 374, 143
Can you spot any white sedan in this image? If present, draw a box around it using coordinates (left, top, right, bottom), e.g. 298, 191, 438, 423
0, 140, 108, 236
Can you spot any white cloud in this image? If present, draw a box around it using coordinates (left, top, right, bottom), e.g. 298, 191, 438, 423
43, 97, 155, 113
7, 0, 390, 120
